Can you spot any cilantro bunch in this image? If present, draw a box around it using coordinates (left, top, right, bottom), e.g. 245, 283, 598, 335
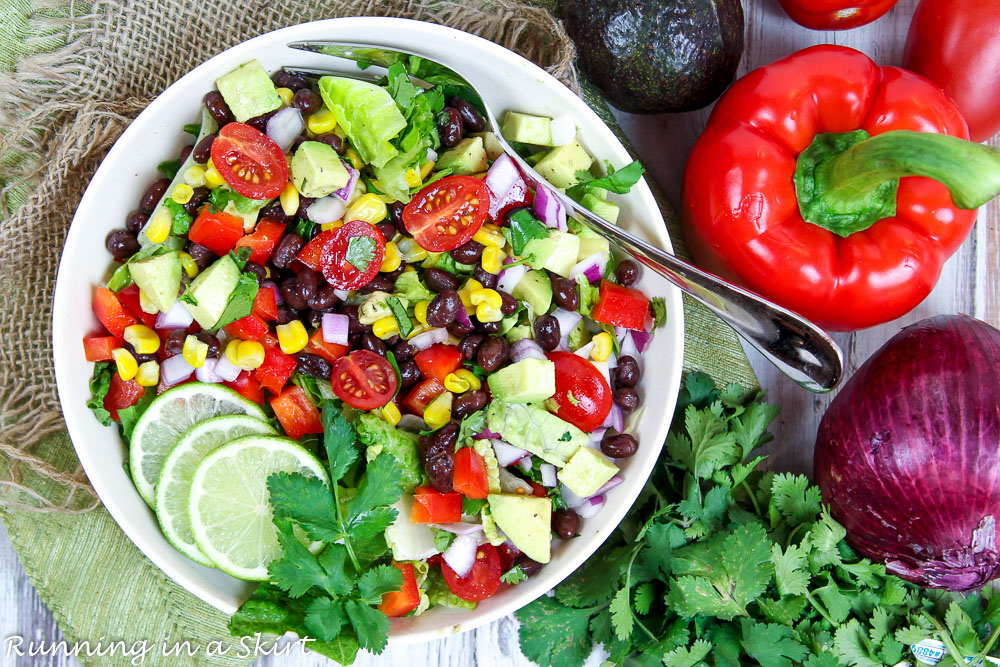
516, 374, 1000, 667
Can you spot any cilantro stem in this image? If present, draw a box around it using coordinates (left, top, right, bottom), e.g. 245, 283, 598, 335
741, 480, 763, 517
926, 612, 976, 666
804, 591, 837, 627
785, 524, 804, 549
333, 483, 361, 572
974, 622, 1000, 664
622, 543, 657, 642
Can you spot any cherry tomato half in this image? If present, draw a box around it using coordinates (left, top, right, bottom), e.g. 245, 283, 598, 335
321, 220, 386, 290
331, 349, 397, 410
402, 175, 490, 252
210, 122, 289, 200
441, 543, 502, 601
547, 351, 612, 432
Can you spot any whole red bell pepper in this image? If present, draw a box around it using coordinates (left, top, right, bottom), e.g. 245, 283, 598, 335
777, 0, 898, 30
682, 45, 1000, 331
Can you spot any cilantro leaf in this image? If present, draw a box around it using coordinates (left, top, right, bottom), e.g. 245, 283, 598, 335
86, 362, 113, 427
565, 160, 644, 202
833, 618, 881, 667
650, 296, 667, 329
292, 217, 315, 240
157, 159, 181, 180
771, 473, 823, 525
633, 582, 655, 615
267, 473, 341, 543
516, 596, 596, 667
211, 272, 259, 330
609, 586, 633, 640
804, 655, 842, 667
345, 236, 377, 272
666, 404, 740, 480
504, 208, 549, 256
434, 528, 455, 552
344, 600, 390, 653
357, 565, 404, 606
116, 390, 155, 442
229, 246, 251, 271
267, 520, 352, 598
740, 619, 808, 667
501, 566, 528, 585
163, 198, 193, 235
322, 404, 358, 484
303, 597, 346, 641
770, 543, 810, 597
662, 639, 712, 667
343, 454, 402, 543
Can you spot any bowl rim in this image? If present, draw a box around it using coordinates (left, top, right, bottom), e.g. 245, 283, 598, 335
52, 15, 684, 645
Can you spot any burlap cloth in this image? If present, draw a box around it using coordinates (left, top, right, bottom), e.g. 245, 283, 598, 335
0, 0, 757, 663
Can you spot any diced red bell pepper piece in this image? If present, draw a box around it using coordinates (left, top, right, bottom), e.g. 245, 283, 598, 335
116, 285, 158, 328
252, 285, 278, 322
224, 314, 269, 341
270, 385, 323, 440
83, 336, 122, 362
590, 280, 650, 332
93, 287, 138, 338
529, 481, 549, 499
304, 328, 350, 363
402, 378, 446, 415
411, 486, 463, 523
414, 343, 463, 383
223, 371, 267, 406
188, 208, 245, 256
253, 345, 297, 394
295, 230, 337, 271
234, 220, 286, 265
378, 562, 421, 618
453, 447, 490, 499
104, 373, 145, 422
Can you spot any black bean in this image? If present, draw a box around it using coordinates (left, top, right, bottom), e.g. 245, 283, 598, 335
613, 387, 640, 414
259, 199, 294, 225
453, 390, 487, 419
458, 333, 484, 360
451, 240, 484, 265
382, 266, 404, 283
122, 342, 156, 365
376, 221, 396, 241
272, 70, 309, 91
427, 290, 462, 327
306, 309, 325, 329
105, 230, 139, 261
185, 241, 215, 269
179, 144, 193, 164
203, 91, 233, 125
308, 284, 338, 311
358, 275, 394, 294
182, 186, 210, 217
552, 277, 580, 311
477, 336, 508, 373
280, 276, 309, 311
425, 454, 454, 494
616, 356, 640, 388
425, 268, 460, 292
139, 178, 170, 213
616, 260, 640, 287
427, 422, 459, 459
312, 132, 345, 154
473, 266, 498, 289
479, 320, 501, 334
498, 290, 519, 315
448, 320, 475, 337
296, 269, 320, 302
438, 107, 464, 149
359, 333, 387, 357
392, 341, 417, 361
517, 557, 544, 576
243, 262, 267, 283
292, 88, 322, 115
388, 201, 406, 225
552, 509, 581, 539
271, 234, 304, 269
341, 305, 368, 334
192, 133, 217, 164
385, 335, 401, 347
399, 359, 421, 390
448, 97, 487, 132
246, 110, 277, 134
601, 433, 638, 458
194, 332, 222, 358
125, 211, 148, 234
297, 353, 332, 379
533, 315, 561, 351
163, 329, 187, 357
276, 305, 299, 325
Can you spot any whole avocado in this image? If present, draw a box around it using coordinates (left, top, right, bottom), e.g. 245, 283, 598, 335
560, 0, 744, 113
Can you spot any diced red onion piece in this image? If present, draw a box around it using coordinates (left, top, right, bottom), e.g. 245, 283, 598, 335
426, 147, 439, 163
575, 494, 605, 519
307, 196, 347, 224
552, 308, 582, 341
443, 533, 480, 577
540, 463, 557, 487
621, 331, 640, 360
569, 252, 608, 284
212, 354, 242, 382
430, 522, 484, 535
614, 326, 628, 346
261, 280, 282, 305
499, 467, 534, 495
484, 154, 522, 201
160, 354, 194, 387
409, 327, 449, 351
492, 439, 529, 467
454, 305, 473, 330
497, 262, 528, 294
194, 357, 222, 384
333, 166, 360, 203
589, 427, 608, 448
515, 457, 533, 473
574, 340, 595, 359
550, 115, 576, 147
533, 185, 567, 231
322, 313, 350, 346
265, 107, 304, 153
592, 475, 623, 497
155, 301, 194, 330
510, 338, 546, 363
601, 403, 624, 431
631, 329, 652, 354
475, 428, 501, 440
560, 483, 587, 509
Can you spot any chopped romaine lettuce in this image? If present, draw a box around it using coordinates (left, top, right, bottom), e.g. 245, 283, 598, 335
318, 76, 407, 168
480, 506, 507, 547
472, 437, 501, 494
357, 413, 424, 491
393, 271, 435, 303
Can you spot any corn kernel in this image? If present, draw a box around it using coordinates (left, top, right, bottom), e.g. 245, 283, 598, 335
225, 339, 242, 365
146, 207, 171, 244
123, 324, 160, 355
472, 223, 505, 249
453, 368, 481, 391
423, 391, 453, 429
135, 361, 160, 387
380, 242, 402, 273
306, 107, 338, 135
419, 160, 435, 181
345, 193, 387, 225
476, 303, 504, 323
372, 316, 400, 340
182, 165, 207, 188
171, 183, 194, 205
276, 320, 309, 355
112, 348, 138, 381
405, 168, 422, 189
397, 237, 428, 262
444, 372, 471, 394
470, 289, 503, 309
204, 165, 225, 189
275, 87, 294, 107
321, 220, 344, 232
279, 181, 299, 217
482, 246, 507, 275
138, 288, 159, 314
235, 340, 266, 370
345, 148, 364, 170
379, 401, 402, 426
179, 251, 199, 278
590, 332, 614, 362
414, 300, 430, 326
405, 323, 430, 340
182, 334, 209, 368
458, 279, 483, 313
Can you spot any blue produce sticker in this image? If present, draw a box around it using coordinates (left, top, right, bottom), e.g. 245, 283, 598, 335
906, 639, 1000, 666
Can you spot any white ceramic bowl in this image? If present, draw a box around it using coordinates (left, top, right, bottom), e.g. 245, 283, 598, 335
52, 17, 684, 644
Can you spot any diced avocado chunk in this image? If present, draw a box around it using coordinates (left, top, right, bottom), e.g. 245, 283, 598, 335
181, 255, 240, 328
506, 324, 531, 344
486, 401, 588, 466
487, 494, 552, 563
581, 192, 621, 225
525, 229, 581, 277
500, 111, 553, 147
291, 141, 350, 198
511, 269, 552, 316
534, 140, 593, 189
215, 60, 281, 123
567, 320, 592, 351
129, 251, 181, 313
488, 359, 556, 403
384, 497, 438, 561
224, 200, 260, 233
471, 132, 505, 160
435, 137, 488, 175
578, 236, 611, 261
558, 447, 619, 498
524, 149, 548, 167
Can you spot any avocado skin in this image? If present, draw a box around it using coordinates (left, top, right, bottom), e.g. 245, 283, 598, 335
561, 0, 745, 114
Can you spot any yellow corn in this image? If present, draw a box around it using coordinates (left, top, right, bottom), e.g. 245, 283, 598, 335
204, 164, 225, 189
423, 391, 454, 429
420, 160, 435, 181
179, 251, 199, 278
171, 183, 194, 205
405, 324, 430, 340
444, 372, 471, 394
112, 348, 138, 381
225, 339, 242, 365
306, 108, 338, 135
472, 223, 505, 249
414, 300, 430, 326
276, 320, 309, 355
279, 181, 299, 217
476, 302, 503, 323
453, 368, 481, 391
379, 401, 402, 426
458, 279, 484, 313
590, 332, 613, 362
182, 334, 209, 368
235, 340, 266, 370
181, 165, 206, 189
123, 325, 160, 354
135, 360, 160, 387
345, 148, 364, 170
345, 193, 387, 225
275, 87, 294, 107
405, 168, 422, 189
470, 289, 502, 310
372, 316, 400, 340
321, 220, 344, 232
480, 246, 506, 275
138, 289, 159, 314
146, 207, 171, 244
380, 242, 402, 273
397, 237, 428, 263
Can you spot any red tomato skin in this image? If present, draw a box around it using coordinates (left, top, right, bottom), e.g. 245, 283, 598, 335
253, 346, 297, 394
223, 371, 268, 405
93, 288, 138, 338
224, 314, 269, 341
590, 281, 650, 332
104, 374, 145, 422
904, 0, 1000, 142
402, 378, 446, 415
210, 122, 289, 200
529, 481, 549, 498
378, 562, 421, 617
235, 220, 286, 266
321, 221, 386, 290
270, 386, 323, 440
252, 287, 278, 322
304, 329, 350, 363
295, 230, 337, 271
441, 544, 502, 601
547, 351, 613, 432
410, 486, 464, 523
188, 208, 245, 256
330, 350, 397, 410
414, 344, 463, 383
777, 0, 898, 30
83, 336, 122, 362
402, 176, 491, 251
116, 285, 158, 328
453, 447, 490, 499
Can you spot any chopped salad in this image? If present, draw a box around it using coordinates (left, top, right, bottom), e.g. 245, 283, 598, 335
83, 57, 665, 658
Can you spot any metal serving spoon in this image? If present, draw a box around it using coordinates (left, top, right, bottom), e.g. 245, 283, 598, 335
286, 41, 844, 392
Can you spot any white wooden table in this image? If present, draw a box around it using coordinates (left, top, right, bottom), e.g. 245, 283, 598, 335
3, 0, 997, 663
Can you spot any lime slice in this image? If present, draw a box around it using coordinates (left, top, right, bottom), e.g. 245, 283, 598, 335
130, 382, 267, 506
188, 435, 329, 581
155, 415, 276, 567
